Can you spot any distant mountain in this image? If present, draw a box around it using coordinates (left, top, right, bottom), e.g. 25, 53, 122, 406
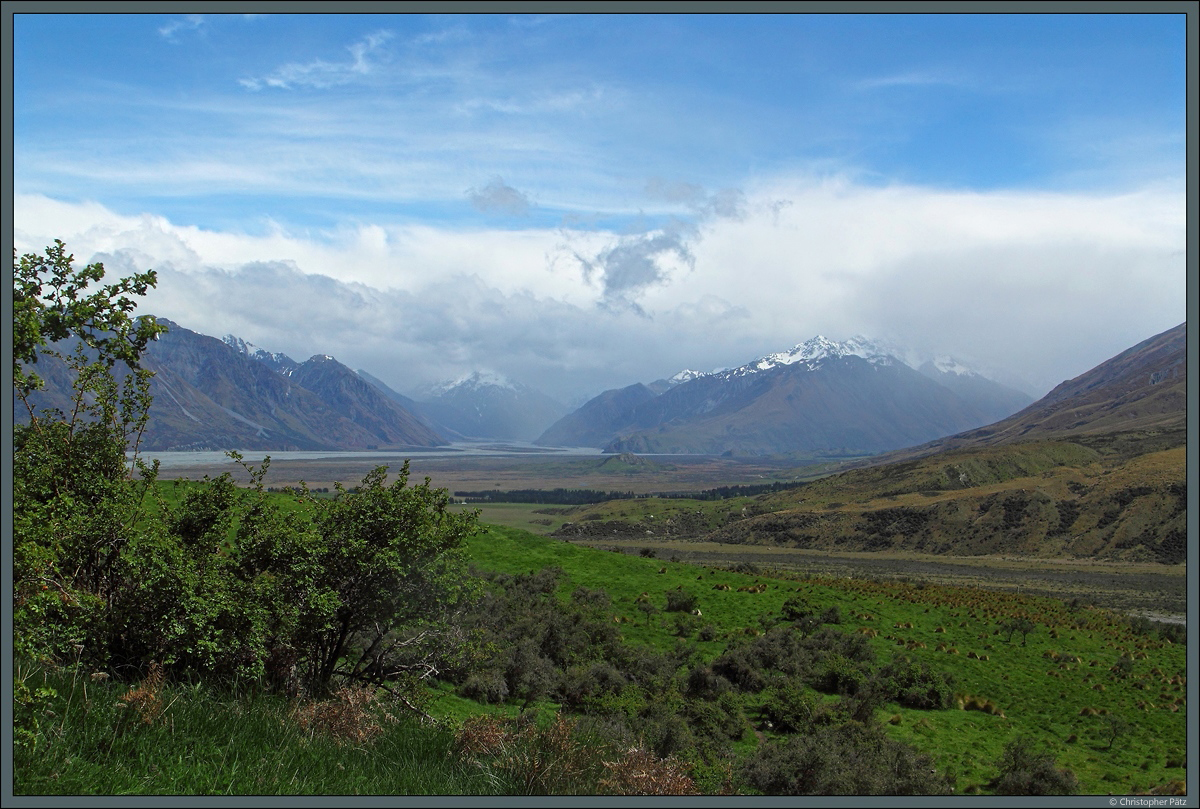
917, 358, 1033, 427
19, 320, 446, 451
701, 324, 1188, 563
538, 336, 1031, 456
558, 325, 1188, 564
535, 383, 658, 448
414, 372, 568, 441
286, 354, 446, 448
357, 369, 469, 441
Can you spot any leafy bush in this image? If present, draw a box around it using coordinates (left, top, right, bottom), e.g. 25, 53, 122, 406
739, 722, 952, 795
873, 655, 955, 710
458, 670, 510, 704
711, 645, 769, 693
681, 691, 747, 748
812, 653, 867, 697
684, 665, 732, 700
13, 241, 481, 708
762, 678, 824, 733
664, 588, 698, 613
990, 737, 1079, 795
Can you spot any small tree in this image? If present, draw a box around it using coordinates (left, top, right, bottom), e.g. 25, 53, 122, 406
294, 464, 480, 698
1000, 617, 1036, 646
638, 600, 661, 627
990, 737, 1079, 795
1100, 715, 1131, 751
664, 588, 698, 613
12, 241, 167, 665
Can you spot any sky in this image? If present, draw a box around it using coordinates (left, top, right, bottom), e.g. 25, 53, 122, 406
10, 12, 1189, 404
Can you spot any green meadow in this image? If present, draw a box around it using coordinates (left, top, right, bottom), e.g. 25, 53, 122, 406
16, 510, 1187, 796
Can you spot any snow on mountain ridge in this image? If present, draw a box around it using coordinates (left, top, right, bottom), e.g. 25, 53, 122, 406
221, 334, 298, 375
669, 369, 706, 385
929, 356, 978, 376
430, 370, 517, 396
717, 334, 897, 379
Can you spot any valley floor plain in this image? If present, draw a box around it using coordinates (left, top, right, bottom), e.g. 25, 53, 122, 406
143, 449, 1187, 623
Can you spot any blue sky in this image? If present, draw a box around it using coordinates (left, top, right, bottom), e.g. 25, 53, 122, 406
11, 12, 1189, 402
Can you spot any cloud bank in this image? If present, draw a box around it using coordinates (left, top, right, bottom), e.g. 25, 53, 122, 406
14, 176, 1184, 403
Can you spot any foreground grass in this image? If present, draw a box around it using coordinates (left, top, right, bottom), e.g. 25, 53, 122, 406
17, 521, 1187, 796
13, 663, 498, 796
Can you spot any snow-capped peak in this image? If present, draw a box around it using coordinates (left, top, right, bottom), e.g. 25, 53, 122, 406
223, 334, 298, 375
669, 369, 707, 385
928, 356, 978, 377
720, 335, 897, 378
432, 371, 517, 395
222, 334, 258, 355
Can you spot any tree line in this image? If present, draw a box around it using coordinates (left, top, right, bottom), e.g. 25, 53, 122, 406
455, 480, 801, 505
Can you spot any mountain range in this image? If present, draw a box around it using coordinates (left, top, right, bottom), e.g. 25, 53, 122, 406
25, 320, 1179, 467
555, 322, 1188, 564
405, 372, 568, 442
537, 336, 1033, 456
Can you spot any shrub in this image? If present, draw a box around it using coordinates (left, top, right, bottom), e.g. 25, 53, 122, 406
559, 662, 627, 713
812, 654, 866, 697
739, 722, 952, 795
711, 646, 768, 693
458, 670, 510, 704
598, 747, 700, 796
292, 684, 396, 746
684, 665, 731, 700
990, 737, 1079, 795
762, 678, 823, 733
681, 691, 748, 750
455, 713, 698, 795
664, 589, 698, 613
873, 655, 956, 710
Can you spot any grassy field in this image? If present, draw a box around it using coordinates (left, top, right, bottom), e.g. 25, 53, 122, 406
14, 521, 1189, 795
18, 466, 1188, 797
461, 525, 1189, 794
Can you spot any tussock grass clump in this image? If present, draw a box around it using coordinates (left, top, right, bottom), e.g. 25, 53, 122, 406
292, 684, 396, 745
454, 713, 698, 795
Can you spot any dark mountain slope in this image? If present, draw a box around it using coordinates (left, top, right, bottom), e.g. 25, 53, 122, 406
603, 356, 1003, 456
19, 320, 448, 451
877, 322, 1187, 463
535, 383, 658, 448
288, 355, 446, 448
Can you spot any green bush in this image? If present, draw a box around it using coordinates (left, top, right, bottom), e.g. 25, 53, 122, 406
664, 588, 698, 613
762, 678, 824, 733
739, 722, 952, 795
990, 737, 1079, 795
873, 655, 955, 710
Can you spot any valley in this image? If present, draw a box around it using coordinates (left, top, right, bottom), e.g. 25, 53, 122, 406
147, 439, 1187, 624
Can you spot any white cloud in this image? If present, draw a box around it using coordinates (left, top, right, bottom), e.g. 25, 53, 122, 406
239, 30, 394, 90
14, 177, 1184, 401
158, 15, 205, 40
853, 69, 974, 91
